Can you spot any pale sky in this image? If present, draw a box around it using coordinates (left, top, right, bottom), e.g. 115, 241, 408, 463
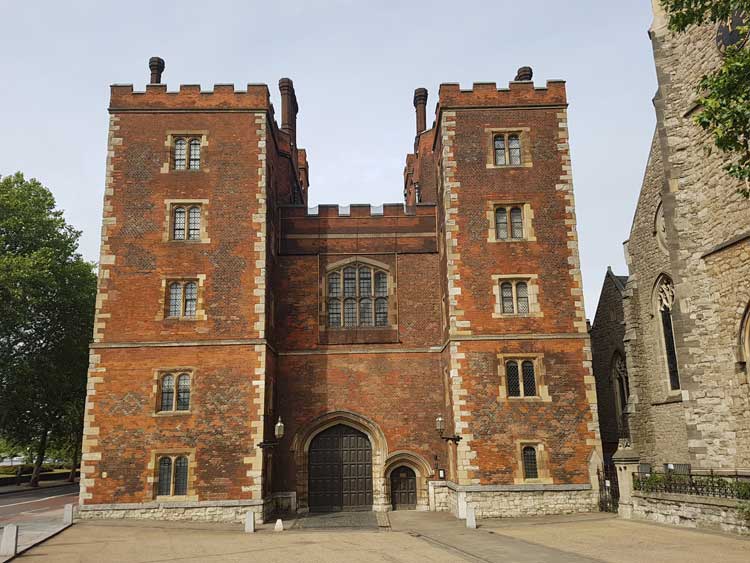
0, 1, 656, 317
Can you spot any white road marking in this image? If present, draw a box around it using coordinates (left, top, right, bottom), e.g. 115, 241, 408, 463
0, 492, 78, 508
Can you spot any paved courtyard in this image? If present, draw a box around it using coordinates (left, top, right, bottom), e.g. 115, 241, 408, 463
15, 511, 750, 562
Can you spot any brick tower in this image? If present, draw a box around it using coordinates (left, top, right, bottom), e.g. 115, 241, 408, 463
80, 59, 600, 522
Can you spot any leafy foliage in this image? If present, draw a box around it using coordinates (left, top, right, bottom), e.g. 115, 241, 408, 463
0, 172, 96, 484
660, 0, 750, 31
660, 1, 750, 196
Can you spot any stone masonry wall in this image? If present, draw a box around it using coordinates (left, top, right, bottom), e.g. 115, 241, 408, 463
632, 492, 749, 536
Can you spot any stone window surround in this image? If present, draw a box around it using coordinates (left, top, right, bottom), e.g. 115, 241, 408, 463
155, 275, 207, 322
320, 256, 397, 332
739, 303, 750, 381
653, 274, 682, 399
485, 127, 533, 169
513, 441, 553, 485
148, 448, 197, 502
486, 201, 536, 243
497, 353, 551, 402
163, 199, 210, 244
152, 368, 195, 417
161, 131, 209, 174
492, 274, 543, 318
653, 199, 667, 254
611, 352, 630, 425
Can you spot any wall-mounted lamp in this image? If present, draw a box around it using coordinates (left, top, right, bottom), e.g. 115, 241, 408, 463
435, 415, 462, 445
274, 417, 285, 441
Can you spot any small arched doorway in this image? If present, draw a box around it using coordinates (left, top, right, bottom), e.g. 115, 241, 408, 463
308, 424, 373, 512
390, 465, 417, 510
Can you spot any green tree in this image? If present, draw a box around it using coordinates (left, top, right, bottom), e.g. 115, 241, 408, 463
0, 172, 96, 486
660, 1, 750, 196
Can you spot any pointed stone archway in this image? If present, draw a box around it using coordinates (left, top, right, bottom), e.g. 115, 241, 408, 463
291, 411, 389, 512
384, 450, 434, 511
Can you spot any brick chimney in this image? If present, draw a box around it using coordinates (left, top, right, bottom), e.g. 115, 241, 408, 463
413, 88, 428, 135
149, 57, 165, 84
279, 78, 298, 147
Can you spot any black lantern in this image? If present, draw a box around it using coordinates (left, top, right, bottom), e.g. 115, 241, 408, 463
274, 417, 285, 440
435, 414, 461, 444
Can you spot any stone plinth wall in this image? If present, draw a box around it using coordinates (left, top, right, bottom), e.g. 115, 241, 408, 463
78, 500, 264, 524
429, 481, 596, 518
632, 492, 749, 536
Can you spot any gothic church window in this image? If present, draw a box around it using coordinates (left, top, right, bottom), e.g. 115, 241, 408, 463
173, 137, 201, 170
656, 276, 680, 391
327, 262, 389, 328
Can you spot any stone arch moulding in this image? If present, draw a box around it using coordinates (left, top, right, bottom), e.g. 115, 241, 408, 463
384, 450, 434, 511
290, 410, 389, 513
737, 301, 750, 377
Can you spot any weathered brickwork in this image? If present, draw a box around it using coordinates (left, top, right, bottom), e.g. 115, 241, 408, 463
619, 3, 750, 471
83, 62, 600, 521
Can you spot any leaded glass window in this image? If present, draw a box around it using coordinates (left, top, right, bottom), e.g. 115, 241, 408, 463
184, 282, 197, 318
494, 135, 506, 165
174, 139, 187, 170
522, 360, 536, 396
173, 456, 188, 495
506, 361, 520, 397
173, 207, 186, 240
160, 374, 174, 411
188, 206, 201, 240
344, 298, 357, 327
375, 298, 388, 327
168, 283, 182, 318
158, 457, 172, 496
516, 282, 529, 313
508, 134, 521, 165
501, 283, 514, 313
326, 263, 389, 328
495, 207, 508, 240
188, 139, 201, 170
510, 207, 523, 239
176, 374, 191, 411
522, 446, 538, 479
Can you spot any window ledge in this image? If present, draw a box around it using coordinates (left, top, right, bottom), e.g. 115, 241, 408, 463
485, 163, 533, 170
651, 394, 683, 406
167, 240, 211, 244
153, 411, 192, 417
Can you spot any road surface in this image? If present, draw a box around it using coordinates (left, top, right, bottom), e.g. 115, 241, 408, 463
0, 483, 78, 525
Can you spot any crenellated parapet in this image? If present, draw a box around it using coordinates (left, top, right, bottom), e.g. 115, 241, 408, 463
279, 203, 437, 255
109, 83, 271, 112
438, 80, 567, 109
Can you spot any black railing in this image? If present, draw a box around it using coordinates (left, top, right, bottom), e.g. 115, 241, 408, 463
633, 469, 750, 500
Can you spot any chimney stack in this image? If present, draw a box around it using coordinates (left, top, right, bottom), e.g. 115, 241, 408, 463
413, 88, 428, 135
149, 57, 165, 84
278, 78, 298, 147
514, 66, 533, 81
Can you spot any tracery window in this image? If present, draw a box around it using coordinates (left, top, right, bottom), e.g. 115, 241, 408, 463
173, 137, 201, 170
167, 281, 199, 319
656, 276, 680, 390
522, 446, 539, 480
494, 133, 523, 166
506, 360, 537, 397
327, 263, 389, 328
159, 372, 191, 412
172, 205, 202, 241
157, 455, 189, 497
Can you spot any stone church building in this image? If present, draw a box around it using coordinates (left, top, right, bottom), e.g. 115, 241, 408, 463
78, 59, 601, 522
593, 2, 750, 474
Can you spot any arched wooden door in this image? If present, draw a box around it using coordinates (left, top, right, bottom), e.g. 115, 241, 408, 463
390, 465, 417, 510
308, 424, 373, 512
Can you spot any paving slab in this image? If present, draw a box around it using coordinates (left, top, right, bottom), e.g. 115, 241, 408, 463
292, 511, 381, 530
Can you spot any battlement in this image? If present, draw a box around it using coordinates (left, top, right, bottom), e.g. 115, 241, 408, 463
279, 203, 437, 254
438, 79, 567, 108
109, 83, 271, 111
